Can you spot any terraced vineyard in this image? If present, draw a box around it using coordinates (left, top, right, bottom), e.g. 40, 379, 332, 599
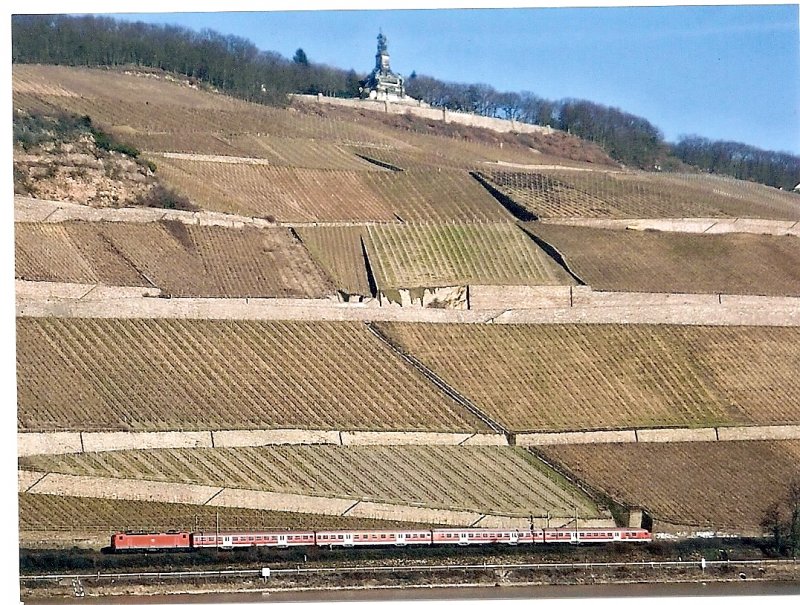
481, 169, 800, 220
525, 224, 800, 296
15, 223, 147, 286
21, 445, 600, 517
226, 136, 383, 171
16, 221, 335, 298
538, 441, 800, 531
366, 223, 575, 289
363, 170, 513, 223
378, 323, 800, 431
295, 226, 372, 296
153, 158, 513, 222
348, 145, 476, 171
17, 318, 485, 432
153, 159, 400, 220
18, 494, 430, 537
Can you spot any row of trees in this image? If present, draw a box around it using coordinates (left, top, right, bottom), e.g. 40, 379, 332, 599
12, 14, 800, 189
761, 478, 800, 557
407, 75, 667, 169
11, 14, 364, 103
674, 136, 800, 192
408, 74, 799, 186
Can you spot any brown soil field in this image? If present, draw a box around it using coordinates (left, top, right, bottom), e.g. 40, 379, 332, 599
481, 170, 800, 220
18, 493, 431, 542
295, 226, 372, 296
538, 440, 800, 531
17, 318, 485, 433
15, 221, 335, 298
378, 323, 800, 432
20, 446, 599, 518
365, 223, 575, 289
525, 224, 800, 296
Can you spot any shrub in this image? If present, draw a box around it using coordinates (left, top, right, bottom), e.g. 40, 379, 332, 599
138, 184, 199, 211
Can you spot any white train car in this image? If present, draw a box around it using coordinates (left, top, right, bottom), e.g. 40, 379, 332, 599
315, 529, 433, 547
191, 531, 315, 549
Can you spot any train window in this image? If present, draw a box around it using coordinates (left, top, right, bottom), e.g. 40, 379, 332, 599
381, 534, 386, 539
446, 533, 452, 538
338, 534, 343, 539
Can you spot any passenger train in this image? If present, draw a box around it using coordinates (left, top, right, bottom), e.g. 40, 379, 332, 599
111, 526, 651, 552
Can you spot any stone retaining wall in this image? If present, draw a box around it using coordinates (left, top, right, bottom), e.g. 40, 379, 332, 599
207, 488, 357, 516
21, 425, 799, 457
27, 473, 221, 505
468, 285, 574, 310
515, 425, 800, 447
378, 286, 468, 310
541, 217, 800, 237
516, 430, 636, 446
18, 280, 800, 325
18, 470, 46, 492
636, 428, 718, 443
14, 196, 277, 230
716, 425, 800, 441
81, 431, 212, 452
18, 432, 83, 456
17, 430, 508, 456
212, 429, 341, 448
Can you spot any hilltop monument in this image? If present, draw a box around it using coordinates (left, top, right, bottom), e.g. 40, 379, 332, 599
360, 31, 405, 101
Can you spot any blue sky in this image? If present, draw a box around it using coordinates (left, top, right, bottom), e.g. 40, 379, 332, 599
103, 5, 800, 155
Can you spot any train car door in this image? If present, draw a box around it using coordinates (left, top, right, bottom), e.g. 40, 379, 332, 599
396, 532, 407, 546
613, 531, 621, 541
458, 532, 469, 545
277, 535, 288, 548
509, 530, 519, 545
221, 535, 233, 548
343, 533, 354, 547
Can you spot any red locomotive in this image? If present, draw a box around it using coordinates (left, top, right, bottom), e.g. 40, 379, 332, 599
111, 530, 192, 551
110, 526, 651, 552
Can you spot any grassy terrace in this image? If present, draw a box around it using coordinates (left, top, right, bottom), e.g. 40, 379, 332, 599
366, 223, 575, 289
525, 224, 800, 296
